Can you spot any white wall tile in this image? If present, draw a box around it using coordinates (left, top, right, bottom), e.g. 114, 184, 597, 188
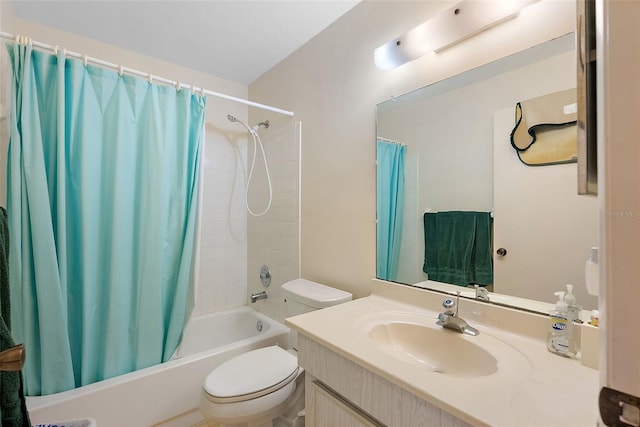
194, 121, 300, 320
194, 132, 249, 316
247, 122, 301, 324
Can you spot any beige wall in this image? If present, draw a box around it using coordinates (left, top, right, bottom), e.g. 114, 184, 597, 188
250, 0, 575, 298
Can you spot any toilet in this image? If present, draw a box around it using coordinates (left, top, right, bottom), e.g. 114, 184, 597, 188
199, 279, 352, 427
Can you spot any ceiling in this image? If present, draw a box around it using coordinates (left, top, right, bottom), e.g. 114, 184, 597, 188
10, 0, 360, 85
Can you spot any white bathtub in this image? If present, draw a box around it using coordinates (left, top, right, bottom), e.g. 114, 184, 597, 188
26, 306, 290, 427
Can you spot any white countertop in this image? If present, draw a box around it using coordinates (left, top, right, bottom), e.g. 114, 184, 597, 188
286, 284, 599, 427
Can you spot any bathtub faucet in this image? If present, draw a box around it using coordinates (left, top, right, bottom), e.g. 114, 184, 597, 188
250, 291, 268, 303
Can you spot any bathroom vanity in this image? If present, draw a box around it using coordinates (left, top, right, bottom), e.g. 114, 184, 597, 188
286, 280, 599, 427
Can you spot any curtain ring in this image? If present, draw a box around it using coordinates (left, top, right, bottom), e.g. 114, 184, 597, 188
83, 54, 88, 67
54, 46, 59, 55
191, 85, 196, 95
175, 81, 182, 91
200, 87, 205, 97
148, 73, 153, 84
118, 65, 124, 77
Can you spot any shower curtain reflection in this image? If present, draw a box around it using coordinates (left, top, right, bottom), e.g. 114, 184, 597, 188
6, 44, 205, 396
376, 138, 406, 281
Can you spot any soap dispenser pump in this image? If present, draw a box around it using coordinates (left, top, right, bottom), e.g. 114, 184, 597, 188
547, 291, 576, 357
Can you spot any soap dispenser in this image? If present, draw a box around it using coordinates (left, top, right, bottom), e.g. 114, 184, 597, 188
564, 284, 582, 354
547, 291, 576, 357
564, 284, 582, 323
585, 247, 599, 296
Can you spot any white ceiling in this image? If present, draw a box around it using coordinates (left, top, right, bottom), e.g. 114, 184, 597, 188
10, 0, 360, 85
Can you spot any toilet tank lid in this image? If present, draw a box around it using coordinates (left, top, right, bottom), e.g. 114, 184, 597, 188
204, 346, 297, 398
282, 279, 352, 308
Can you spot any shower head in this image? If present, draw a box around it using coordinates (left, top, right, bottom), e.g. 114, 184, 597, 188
226, 114, 269, 134
227, 114, 253, 134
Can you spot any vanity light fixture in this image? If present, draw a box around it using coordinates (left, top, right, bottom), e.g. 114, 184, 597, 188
374, 0, 540, 71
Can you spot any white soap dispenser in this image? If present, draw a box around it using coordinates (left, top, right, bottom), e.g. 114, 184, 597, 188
564, 284, 582, 354
564, 284, 582, 323
547, 291, 576, 357
585, 247, 599, 296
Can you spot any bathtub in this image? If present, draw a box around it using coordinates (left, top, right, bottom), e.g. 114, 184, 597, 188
26, 306, 291, 427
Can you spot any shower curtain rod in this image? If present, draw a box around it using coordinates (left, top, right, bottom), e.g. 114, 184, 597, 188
0, 32, 295, 117
377, 136, 406, 146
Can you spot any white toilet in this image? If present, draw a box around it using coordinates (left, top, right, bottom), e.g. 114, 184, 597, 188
199, 279, 352, 427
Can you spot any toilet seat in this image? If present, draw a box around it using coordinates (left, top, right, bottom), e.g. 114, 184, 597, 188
200, 346, 302, 426
203, 346, 299, 402
204, 368, 299, 404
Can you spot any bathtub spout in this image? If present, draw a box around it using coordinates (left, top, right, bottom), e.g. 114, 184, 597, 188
250, 291, 268, 303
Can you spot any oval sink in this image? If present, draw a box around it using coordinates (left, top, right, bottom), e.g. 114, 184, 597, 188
369, 322, 498, 377
357, 312, 532, 380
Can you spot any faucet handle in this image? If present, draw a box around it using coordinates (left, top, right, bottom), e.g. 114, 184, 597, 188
442, 291, 461, 315
474, 284, 486, 298
442, 297, 457, 315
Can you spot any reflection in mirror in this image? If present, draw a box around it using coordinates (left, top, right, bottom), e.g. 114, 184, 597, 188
376, 33, 598, 315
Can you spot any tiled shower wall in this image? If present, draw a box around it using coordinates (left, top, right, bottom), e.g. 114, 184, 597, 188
194, 128, 249, 316
247, 121, 301, 324
195, 120, 300, 320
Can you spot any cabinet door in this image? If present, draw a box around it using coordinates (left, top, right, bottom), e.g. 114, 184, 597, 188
308, 380, 384, 427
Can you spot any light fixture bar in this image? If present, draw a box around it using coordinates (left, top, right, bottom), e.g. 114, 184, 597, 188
375, 0, 540, 71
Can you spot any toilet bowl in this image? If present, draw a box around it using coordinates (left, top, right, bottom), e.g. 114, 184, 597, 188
199, 279, 352, 427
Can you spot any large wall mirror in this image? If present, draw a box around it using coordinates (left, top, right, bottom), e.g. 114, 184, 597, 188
376, 33, 598, 314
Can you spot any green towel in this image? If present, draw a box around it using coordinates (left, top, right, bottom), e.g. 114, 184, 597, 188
0, 207, 31, 426
423, 211, 493, 287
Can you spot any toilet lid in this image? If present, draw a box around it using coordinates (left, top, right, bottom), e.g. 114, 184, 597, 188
282, 279, 352, 308
204, 346, 298, 399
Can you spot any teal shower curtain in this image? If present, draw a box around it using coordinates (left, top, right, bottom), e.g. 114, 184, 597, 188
6, 44, 205, 395
376, 139, 406, 281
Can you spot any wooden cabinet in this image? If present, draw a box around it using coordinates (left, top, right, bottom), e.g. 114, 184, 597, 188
306, 379, 383, 427
298, 334, 472, 427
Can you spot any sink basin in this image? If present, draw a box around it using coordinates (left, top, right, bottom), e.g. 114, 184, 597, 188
357, 312, 532, 379
369, 322, 498, 377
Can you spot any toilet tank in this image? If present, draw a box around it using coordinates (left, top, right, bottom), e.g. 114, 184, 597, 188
282, 279, 352, 317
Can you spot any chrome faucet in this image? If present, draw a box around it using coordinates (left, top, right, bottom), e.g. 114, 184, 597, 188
474, 284, 490, 301
250, 290, 268, 303
436, 292, 479, 336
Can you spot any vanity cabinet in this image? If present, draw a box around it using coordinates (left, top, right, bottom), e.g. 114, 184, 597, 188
298, 334, 472, 427
306, 378, 382, 427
